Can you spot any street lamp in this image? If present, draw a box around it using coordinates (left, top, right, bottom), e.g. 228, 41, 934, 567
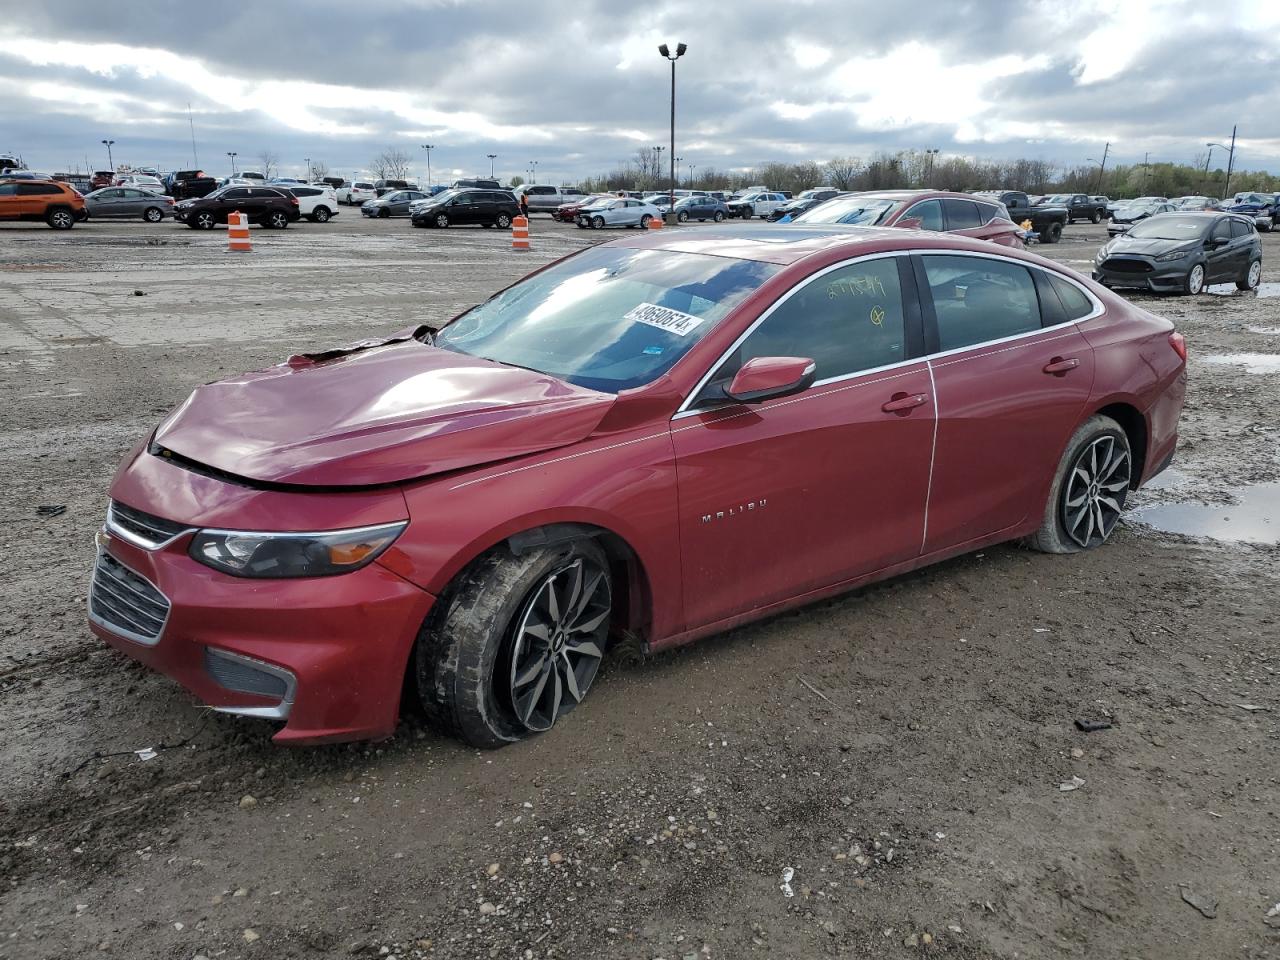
304, 157, 311, 181
529, 160, 538, 183
657, 41, 687, 213
101, 139, 115, 171
420, 144, 434, 188
226, 151, 237, 175
1209, 126, 1237, 198
486, 153, 497, 178
688, 163, 696, 186
652, 145, 664, 190
924, 148, 940, 183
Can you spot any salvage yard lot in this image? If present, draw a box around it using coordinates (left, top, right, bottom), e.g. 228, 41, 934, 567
0, 217, 1277, 959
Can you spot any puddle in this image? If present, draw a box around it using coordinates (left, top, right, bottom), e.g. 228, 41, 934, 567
1207, 281, 1280, 298
1247, 326, 1280, 335
1201, 353, 1280, 374
1127, 483, 1280, 544
1142, 468, 1192, 491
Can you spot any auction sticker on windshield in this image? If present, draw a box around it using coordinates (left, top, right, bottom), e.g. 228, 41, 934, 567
626, 302, 706, 337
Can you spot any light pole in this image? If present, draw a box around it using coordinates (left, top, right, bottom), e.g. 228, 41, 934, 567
688, 163, 696, 186
420, 144, 434, 188
226, 151, 237, 175
658, 42, 687, 214
1221, 125, 1237, 199
673, 156, 683, 187
486, 153, 497, 178
652, 145, 664, 191
304, 157, 311, 182
101, 139, 115, 171
529, 160, 539, 183
924, 148, 939, 183
1086, 142, 1110, 193
1202, 142, 1223, 195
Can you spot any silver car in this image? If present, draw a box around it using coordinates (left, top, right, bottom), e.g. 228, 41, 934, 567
83, 187, 174, 222
361, 190, 429, 218
575, 197, 662, 229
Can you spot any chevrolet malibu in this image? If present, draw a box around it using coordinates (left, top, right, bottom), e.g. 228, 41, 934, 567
90, 226, 1186, 747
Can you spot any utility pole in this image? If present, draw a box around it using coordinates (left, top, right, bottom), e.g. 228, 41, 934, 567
1095, 141, 1109, 194
1223, 124, 1237, 199
486, 153, 497, 177
187, 103, 198, 167
1201, 145, 1214, 195
304, 157, 311, 181
1141, 152, 1149, 193
420, 144, 434, 188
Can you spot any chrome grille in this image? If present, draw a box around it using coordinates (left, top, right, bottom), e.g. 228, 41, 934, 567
108, 500, 191, 549
89, 552, 170, 646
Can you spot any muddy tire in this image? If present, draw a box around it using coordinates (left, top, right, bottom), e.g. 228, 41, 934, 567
1041, 221, 1063, 244
1024, 415, 1131, 554
415, 538, 612, 748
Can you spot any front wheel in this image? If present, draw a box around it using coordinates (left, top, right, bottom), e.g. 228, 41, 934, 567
1041, 221, 1063, 244
677, 210, 689, 223
415, 539, 613, 747
1183, 262, 1206, 295
143, 206, 164, 223
1025, 415, 1131, 554
265, 211, 290, 229
434, 213, 450, 228
378, 208, 390, 219
1238, 258, 1262, 291
591, 215, 605, 229
640, 214, 652, 228
312, 206, 331, 223
496, 212, 512, 228
194, 210, 217, 230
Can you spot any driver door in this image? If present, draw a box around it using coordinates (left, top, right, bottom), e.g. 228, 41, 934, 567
671, 254, 935, 629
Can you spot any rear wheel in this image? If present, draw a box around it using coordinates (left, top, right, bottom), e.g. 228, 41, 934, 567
713, 210, 725, 222
265, 210, 290, 229
496, 212, 512, 228
1025, 415, 1131, 554
46, 208, 75, 230
143, 206, 164, 223
415, 539, 613, 748
1090, 209, 1102, 224
1183, 262, 1206, 295
312, 206, 331, 223
1238, 258, 1262, 291
1041, 221, 1063, 244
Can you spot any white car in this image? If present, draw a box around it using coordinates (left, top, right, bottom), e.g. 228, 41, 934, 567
728, 191, 786, 219
114, 174, 166, 195
337, 180, 377, 205
286, 184, 340, 223
574, 197, 663, 229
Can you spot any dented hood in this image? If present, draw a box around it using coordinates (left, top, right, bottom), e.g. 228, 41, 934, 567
155, 340, 616, 486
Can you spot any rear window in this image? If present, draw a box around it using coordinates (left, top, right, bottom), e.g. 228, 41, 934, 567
923, 255, 1041, 351
1047, 275, 1094, 321
354, 182, 374, 189
942, 198, 982, 230
293, 188, 321, 197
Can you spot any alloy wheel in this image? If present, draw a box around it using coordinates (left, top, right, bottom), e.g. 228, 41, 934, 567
50, 211, 73, 229
196, 212, 215, 229
1187, 263, 1205, 294
1061, 435, 1130, 549
507, 557, 611, 732
145, 208, 163, 222
1247, 260, 1262, 289
435, 214, 449, 228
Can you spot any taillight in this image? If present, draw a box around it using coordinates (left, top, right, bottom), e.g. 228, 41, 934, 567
290, 196, 299, 205
1169, 331, 1187, 362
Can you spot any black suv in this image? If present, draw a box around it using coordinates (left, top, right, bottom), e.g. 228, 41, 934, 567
173, 185, 300, 229
411, 188, 520, 228
374, 179, 411, 197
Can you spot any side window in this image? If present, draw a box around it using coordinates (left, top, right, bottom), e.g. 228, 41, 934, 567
699, 257, 908, 401
942, 198, 981, 230
1211, 219, 1231, 241
1229, 218, 1252, 239
223, 188, 249, 200
454, 193, 475, 204
923, 255, 1040, 351
901, 199, 943, 230
1047, 274, 1094, 321
0, 183, 17, 196
18, 183, 59, 195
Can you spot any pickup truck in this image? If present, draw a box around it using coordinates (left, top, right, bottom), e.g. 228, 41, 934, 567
165, 170, 219, 201
516, 184, 586, 214
973, 191, 1068, 243
1037, 192, 1108, 224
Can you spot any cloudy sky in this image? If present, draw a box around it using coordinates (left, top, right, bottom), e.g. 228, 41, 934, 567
3, 0, 1278, 184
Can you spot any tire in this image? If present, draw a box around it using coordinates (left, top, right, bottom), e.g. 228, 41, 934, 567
1025, 415, 1131, 554
143, 206, 164, 223
640, 214, 653, 228
713, 211, 725, 222
194, 210, 217, 230
1090, 209, 1101, 224
1182, 262, 1206, 295
496, 213, 512, 228
415, 538, 613, 748
592, 215, 605, 229
1041, 221, 1063, 244
1238, 258, 1262, 291
265, 211, 290, 229
677, 210, 688, 223
378, 208, 390, 219
312, 206, 331, 223
46, 208, 75, 230
434, 213, 449, 228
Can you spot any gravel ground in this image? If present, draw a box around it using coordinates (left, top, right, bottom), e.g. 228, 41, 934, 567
1, 213, 1277, 960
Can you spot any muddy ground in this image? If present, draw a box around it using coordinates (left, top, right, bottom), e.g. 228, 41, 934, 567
0, 214, 1277, 960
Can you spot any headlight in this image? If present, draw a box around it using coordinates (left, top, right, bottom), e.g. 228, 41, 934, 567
1155, 246, 1194, 262
189, 522, 406, 578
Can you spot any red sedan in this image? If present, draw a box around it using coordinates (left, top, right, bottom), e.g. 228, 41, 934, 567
794, 190, 1026, 246
552, 194, 610, 222
90, 226, 1185, 746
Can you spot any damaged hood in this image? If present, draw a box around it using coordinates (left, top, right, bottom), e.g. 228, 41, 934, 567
154, 340, 616, 486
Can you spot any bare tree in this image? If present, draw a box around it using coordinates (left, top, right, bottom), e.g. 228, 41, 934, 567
310, 159, 329, 180
371, 148, 412, 181
823, 156, 862, 190
509, 174, 525, 188
256, 150, 279, 179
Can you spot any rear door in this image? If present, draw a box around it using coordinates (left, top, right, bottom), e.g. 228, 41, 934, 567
117, 189, 146, 217
917, 253, 1096, 553
899, 198, 944, 231
1205, 217, 1241, 281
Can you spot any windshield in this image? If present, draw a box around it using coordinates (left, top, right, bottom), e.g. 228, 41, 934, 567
793, 195, 898, 226
434, 247, 780, 393
1043, 194, 1071, 204
1124, 215, 1209, 240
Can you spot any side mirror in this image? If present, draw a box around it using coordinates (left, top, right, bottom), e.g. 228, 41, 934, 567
725, 357, 817, 403
1209, 235, 1230, 247
897, 216, 923, 230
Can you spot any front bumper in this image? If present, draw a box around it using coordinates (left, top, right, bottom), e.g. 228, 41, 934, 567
1092, 256, 1196, 291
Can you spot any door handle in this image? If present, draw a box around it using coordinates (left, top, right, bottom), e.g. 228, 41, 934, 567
1043, 357, 1080, 375
881, 392, 929, 413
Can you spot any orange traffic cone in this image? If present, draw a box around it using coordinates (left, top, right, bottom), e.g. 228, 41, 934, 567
647, 214, 663, 230
227, 211, 251, 252
512, 215, 530, 250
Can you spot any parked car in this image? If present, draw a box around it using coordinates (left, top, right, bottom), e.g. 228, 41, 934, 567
641, 193, 676, 212
1170, 196, 1222, 211
727, 191, 787, 219
553, 194, 610, 222
338, 180, 377, 205
0, 179, 86, 228
166, 170, 219, 201
90, 170, 116, 190
767, 196, 828, 221
1108, 196, 1166, 218
452, 178, 503, 190
0, 170, 53, 182
361, 189, 429, 218
515, 184, 585, 214
82, 187, 175, 222
1091, 196, 1110, 208
973, 191, 1068, 243
673, 195, 729, 222
113, 173, 166, 195
1107, 200, 1177, 235
1225, 192, 1280, 232
575, 196, 662, 229
795, 190, 1023, 247
173, 185, 300, 229
89, 226, 1187, 746
286, 185, 340, 222
1094, 212, 1261, 294
1036, 193, 1109, 223
410, 188, 520, 228
797, 187, 840, 204
374, 179, 410, 197
317, 177, 345, 191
